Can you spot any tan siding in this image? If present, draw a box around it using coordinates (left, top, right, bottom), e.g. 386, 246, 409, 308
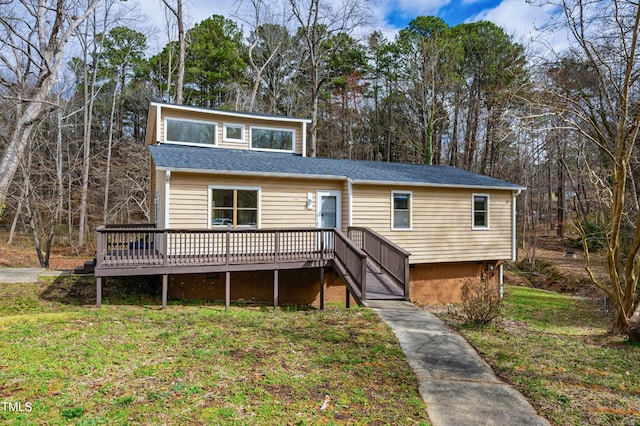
167, 171, 514, 263
159, 108, 305, 155
352, 185, 513, 263
168, 172, 342, 228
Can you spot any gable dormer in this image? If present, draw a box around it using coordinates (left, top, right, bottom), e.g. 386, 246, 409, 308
145, 102, 311, 156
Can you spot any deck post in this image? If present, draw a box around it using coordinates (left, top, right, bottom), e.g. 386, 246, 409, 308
273, 269, 279, 313
225, 271, 230, 311
319, 267, 325, 310
162, 274, 168, 310
162, 229, 168, 266
361, 256, 367, 302
96, 228, 104, 270
225, 231, 230, 266
96, 276, 102, 308
345, 288, 350, 309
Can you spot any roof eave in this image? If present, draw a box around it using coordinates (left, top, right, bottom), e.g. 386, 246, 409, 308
150, 101, 312, 124
350, 179, 526, 191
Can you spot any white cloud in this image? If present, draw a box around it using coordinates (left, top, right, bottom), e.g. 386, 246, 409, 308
470, 0, 570, 56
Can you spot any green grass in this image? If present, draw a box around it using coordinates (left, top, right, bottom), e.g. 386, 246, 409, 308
0, 277, 429, 425
451, 286, 640, 425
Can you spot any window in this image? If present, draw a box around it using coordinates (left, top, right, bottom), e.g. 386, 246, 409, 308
472, 194, 490, 229
211, 187, 259, 228
250, 127, 294, 152
165, 118, 217, 145
392, 191, 412, 230
223, 123, 244, 142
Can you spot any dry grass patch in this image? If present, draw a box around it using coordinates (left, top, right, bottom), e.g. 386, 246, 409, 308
0, 276, 429, 425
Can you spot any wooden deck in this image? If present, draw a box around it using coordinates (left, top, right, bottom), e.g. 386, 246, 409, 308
95, 225, 410, 309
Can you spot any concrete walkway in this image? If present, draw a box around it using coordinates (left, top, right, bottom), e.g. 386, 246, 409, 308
365, 300, 549, 426
0, 268, 69, 283
0, 268, 46, 283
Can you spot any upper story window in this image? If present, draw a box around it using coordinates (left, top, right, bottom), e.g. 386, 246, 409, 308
165, 117, 217, 146
250, 126, 294, 152
472, 194, 490, 230
392, 191, 412, 230
223, 123, 244, 142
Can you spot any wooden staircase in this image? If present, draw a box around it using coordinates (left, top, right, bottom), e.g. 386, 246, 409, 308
74, 258, 96, 275
364, 260, 405, 300
332, 227, 410, 304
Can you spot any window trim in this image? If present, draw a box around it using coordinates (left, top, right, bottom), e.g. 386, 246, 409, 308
208, 185, 262, 229
223, 123, 245, 143
249, 126, 296, 153
164, 116, 218, 147
472, 193, 490, 230
391, 190, 413, 231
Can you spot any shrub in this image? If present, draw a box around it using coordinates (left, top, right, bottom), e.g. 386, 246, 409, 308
61, 407, 85, 419
460, 275, 502, 325
569, 219, 606, 252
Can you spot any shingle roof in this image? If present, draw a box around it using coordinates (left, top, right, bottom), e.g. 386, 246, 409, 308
149, 144, 524, 190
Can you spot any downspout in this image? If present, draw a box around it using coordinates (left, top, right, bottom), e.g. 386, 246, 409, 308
512, 189, 521, 262
499, 263, 504, 298
165, 170, 171, 229
347, 177, 353, 228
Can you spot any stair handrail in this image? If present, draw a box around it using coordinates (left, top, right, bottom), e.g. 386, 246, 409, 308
333, 228, 368, 301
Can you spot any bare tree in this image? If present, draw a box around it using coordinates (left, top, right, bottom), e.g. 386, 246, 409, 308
288, 0, 369, 157
0, 0, 102, 220
234, 0, 286, 112
544, 0, 640, 340
161, 0, 184, 104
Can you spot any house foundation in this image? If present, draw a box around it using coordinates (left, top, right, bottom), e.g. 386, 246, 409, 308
409, 261, 500, 304
168, 268, 349, 308
166, 260, 499, 307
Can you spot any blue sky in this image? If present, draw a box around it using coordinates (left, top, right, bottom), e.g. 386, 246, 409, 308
384, 0, 503, 28
139, 0, 566, 54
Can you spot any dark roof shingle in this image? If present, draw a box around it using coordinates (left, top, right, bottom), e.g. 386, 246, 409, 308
149, 144, 524, 190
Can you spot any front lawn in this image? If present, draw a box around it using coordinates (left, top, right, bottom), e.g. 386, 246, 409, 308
0, 276, 429, 425
449, 286, 640, 425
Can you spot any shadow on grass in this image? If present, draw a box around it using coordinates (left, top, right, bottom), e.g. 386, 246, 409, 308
40, 274, 163, 307
39, 274, 317, 311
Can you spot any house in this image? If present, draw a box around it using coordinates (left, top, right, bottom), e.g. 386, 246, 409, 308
94, 102, 524, 309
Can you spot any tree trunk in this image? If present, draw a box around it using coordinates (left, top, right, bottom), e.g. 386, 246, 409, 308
629, 303, 640, 342
556, 140, 565, 237
175, 0, 184, 104
0, 0, 100, 218
0, 102, 49, 219
103, 80, 120, 224
449, 95, 460, 166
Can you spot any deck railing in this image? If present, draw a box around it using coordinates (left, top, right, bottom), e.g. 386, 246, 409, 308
333, 228, 368, 301
348, 227, 411, 299
96, 225, 397, 302
96, 226, 335, 270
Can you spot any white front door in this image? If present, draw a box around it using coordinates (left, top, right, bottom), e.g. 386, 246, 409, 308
316, 191, 341, 229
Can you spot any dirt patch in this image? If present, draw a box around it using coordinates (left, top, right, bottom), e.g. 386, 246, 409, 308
0, 244, 91, 270
514, 236, 607, 298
